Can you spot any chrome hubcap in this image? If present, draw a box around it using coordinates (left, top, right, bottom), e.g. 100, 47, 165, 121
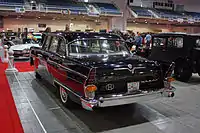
60, 87, 67, 103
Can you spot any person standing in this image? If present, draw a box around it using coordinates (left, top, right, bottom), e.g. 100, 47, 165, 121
145, 32, 152, 48
135, 32, 143, 50
64, 24, 70, 32
41, 27, 51, 44
144, 33, 152, 57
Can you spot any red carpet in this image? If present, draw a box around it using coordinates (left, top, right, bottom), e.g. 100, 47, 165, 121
0, 62, 24, 133
15, 62, 34, 72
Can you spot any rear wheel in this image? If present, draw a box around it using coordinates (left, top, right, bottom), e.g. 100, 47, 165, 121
174, 62, 192, 82
59, 86, 74, 107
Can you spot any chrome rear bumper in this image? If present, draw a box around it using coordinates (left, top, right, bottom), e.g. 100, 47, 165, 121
81, 87, 175, 111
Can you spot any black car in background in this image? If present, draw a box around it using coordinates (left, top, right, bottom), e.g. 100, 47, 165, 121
30, 32, 175, 111
149, 32, 200, 82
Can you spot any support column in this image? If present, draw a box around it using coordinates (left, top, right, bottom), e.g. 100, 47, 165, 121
108, 0, 129, 31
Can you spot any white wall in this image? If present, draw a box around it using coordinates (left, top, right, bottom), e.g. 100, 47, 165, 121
3, 18, 109, 32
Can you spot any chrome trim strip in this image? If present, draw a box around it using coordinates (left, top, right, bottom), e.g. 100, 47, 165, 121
47, 59, 87, 79
81, 87, 176, 108
114, 68, 128, 70
98, 92, 162, 107
66, 75, 84, 84
54, 79, 82, 98
140, 79, 159, 83
100, 91, 162, 101
57, 64, 87, 79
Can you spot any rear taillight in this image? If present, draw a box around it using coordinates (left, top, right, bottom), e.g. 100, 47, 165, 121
84, 85, 97, 100
85, 85, 97, 92
85, 68, 96, 85
167, 77, 175, 82
84, 68, 97, 99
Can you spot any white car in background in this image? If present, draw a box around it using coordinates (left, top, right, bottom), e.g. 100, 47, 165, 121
32, 32, 42, 43
9, 38, 40, 59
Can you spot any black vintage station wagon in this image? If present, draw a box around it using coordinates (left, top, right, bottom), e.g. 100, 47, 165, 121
149, 32, 200, 82
30, 32, 175, 111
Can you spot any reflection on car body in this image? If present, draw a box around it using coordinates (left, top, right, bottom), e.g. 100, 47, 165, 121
30, 32, 175, 111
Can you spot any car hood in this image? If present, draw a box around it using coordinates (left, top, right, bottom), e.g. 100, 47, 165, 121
73, 54, 158, 69
10, 43, 40, 51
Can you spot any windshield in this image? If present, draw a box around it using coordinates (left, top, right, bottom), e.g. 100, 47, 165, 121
68, 39, 130, 56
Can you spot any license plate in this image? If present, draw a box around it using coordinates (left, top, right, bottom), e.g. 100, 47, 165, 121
127, 82, 139, 92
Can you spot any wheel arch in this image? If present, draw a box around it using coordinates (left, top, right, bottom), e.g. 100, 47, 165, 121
174, 57, 192, 67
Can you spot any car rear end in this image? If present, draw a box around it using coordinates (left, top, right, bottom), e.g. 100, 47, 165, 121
81, 63, 175, 111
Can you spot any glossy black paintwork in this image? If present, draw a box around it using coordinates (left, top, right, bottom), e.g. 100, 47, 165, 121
31, 32, 165, 99
56, 32, 122, 42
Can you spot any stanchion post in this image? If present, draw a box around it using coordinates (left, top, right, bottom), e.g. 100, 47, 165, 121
5, 50, 18, 75
0, 45, 3, 62
3, 45, 8, 63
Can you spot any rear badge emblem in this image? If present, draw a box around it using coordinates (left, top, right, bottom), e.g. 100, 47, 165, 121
128, 64, 133, 70
106, 84, 114, 91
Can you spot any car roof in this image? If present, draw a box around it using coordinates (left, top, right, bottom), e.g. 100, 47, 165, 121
50, 32, 122, 41
153, 32, 200, 37
153, 32, 187, 37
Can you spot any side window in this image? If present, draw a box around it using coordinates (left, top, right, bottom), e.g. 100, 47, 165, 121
69, 40, 88, 54
168, 37, 183, 48
57, 39, 66, 56
49, 36, 59, 53
43, 36, 51, 51
153, 37, 167, 47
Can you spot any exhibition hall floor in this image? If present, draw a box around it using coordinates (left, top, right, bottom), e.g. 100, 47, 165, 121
3, 62, 200, 133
